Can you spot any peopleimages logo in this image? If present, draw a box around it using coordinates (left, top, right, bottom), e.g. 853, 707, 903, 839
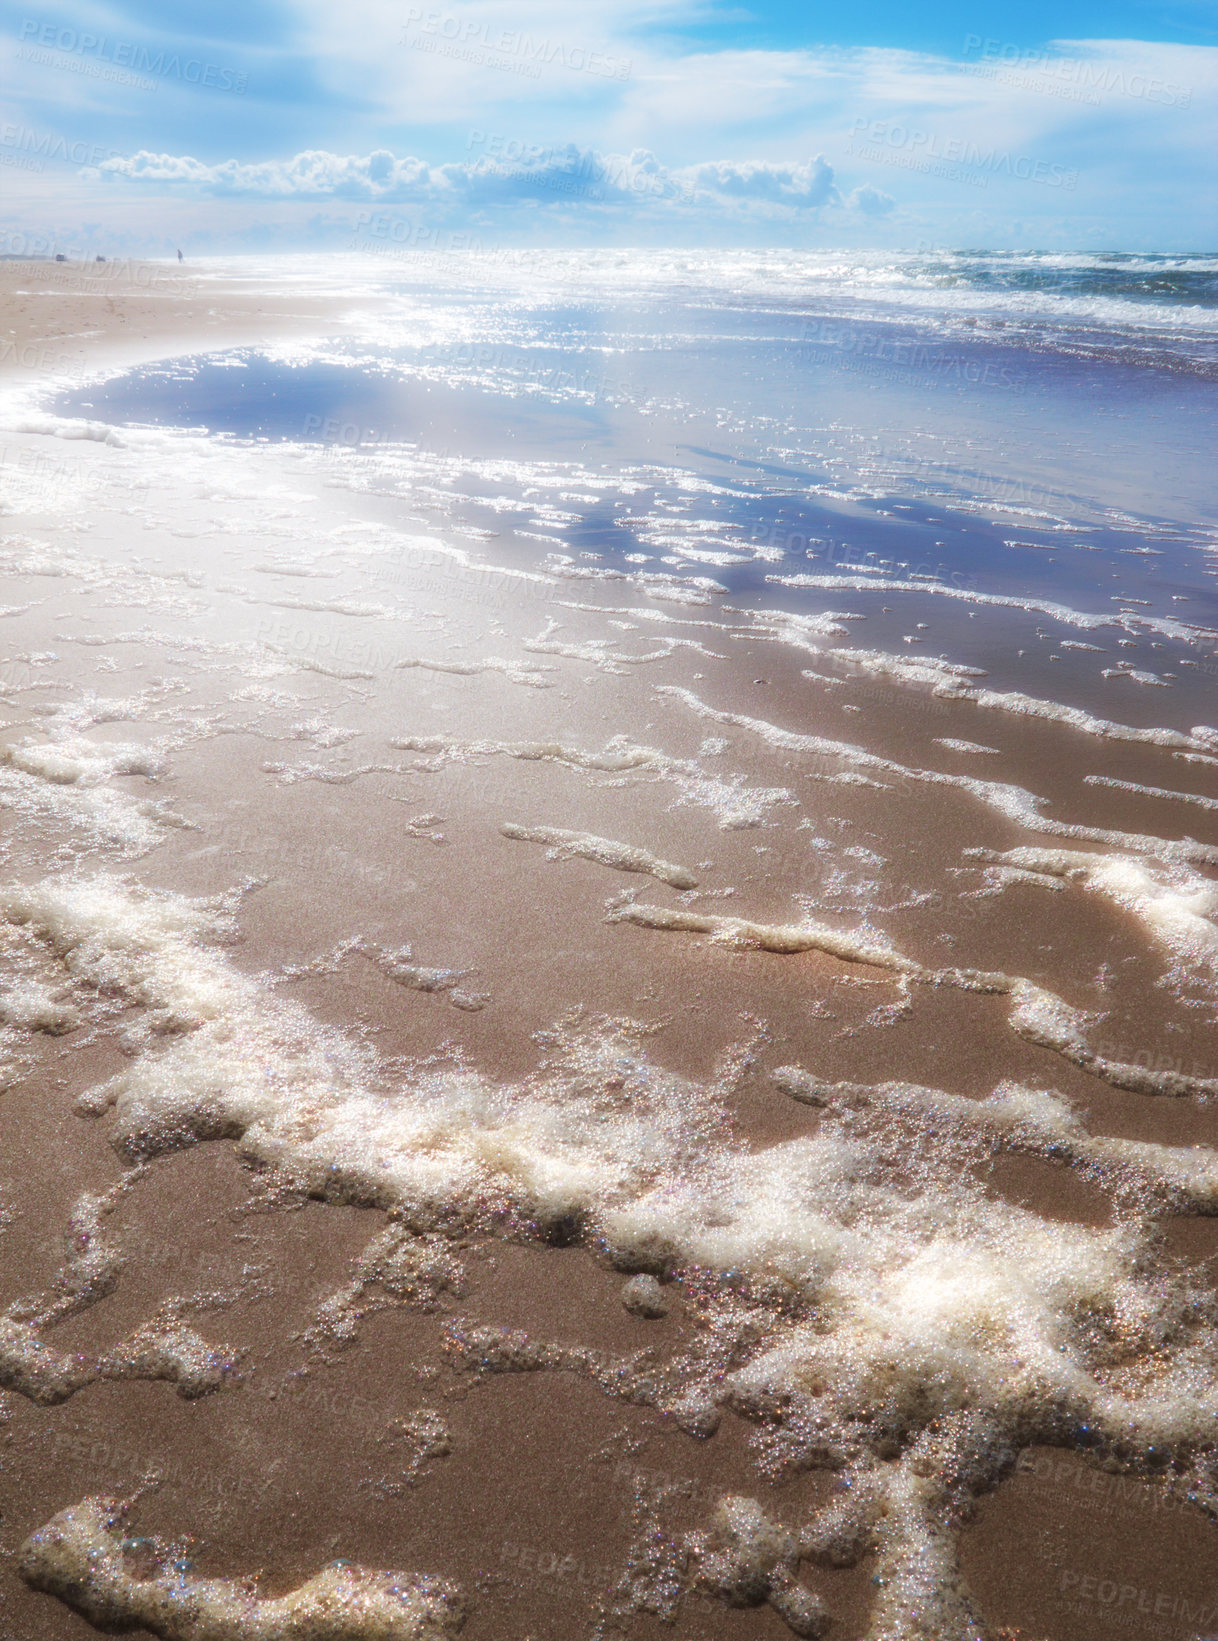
1058, 1569, 1218, 1631
797, 317, 1027, 391
17, 19, 248, 92
0, 120, 122, 168
963, 35, 1191, 106
401, 9, 631, 80
848, 118, 1078, 188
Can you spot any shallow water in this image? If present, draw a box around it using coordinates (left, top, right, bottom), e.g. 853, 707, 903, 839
56, 252, 1218, 723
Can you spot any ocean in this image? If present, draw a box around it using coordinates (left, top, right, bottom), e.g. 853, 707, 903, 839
1, 247, 1216, 1641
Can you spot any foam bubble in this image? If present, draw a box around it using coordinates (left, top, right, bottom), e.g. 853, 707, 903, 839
361, 942, 487, 1013
658, 686, 1218, 865
934, 682, 1217, 756
4, 735, 163, 786
0, 760, 183, 855
522, 617, 722, 674
0, 1313, 236, 1406
0, 977, 78, 1033
933, 738, 1000, 755
751, 626, 1218, 758
392, 731, 793, 831
610, 902, 915, 971
688, 1496, 826, 1637
19, 1497, 465, 1640
502, 823, 698, 889
1102, 666, 1171, 686
768, 571, 1212, 642
1084, 774, 1218, 813
7, 872, 1218, 1635
308, 1224, 466, 1348
775, 1070, 1218, 1212
824, 648, 987, 690
969, 846, 1218, 994
397, 655, 554, 688
621, 1273, 669, 1319
611, 899, 1218, 1098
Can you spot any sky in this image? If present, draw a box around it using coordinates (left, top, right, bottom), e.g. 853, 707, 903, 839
1, 0, 1215, 254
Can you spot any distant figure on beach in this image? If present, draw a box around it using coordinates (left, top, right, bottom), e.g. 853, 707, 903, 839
177, 249, 183, 262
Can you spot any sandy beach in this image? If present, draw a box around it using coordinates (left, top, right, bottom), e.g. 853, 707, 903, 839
1, 254, 1217, 1641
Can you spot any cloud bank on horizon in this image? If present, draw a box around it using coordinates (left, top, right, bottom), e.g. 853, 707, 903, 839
90, 145, 872, 213
1, 0, 1215, 252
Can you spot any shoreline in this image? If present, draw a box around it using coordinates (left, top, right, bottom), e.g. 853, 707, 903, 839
0, 256, 372, 389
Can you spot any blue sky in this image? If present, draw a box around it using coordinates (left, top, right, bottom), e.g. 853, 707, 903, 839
669, 0, 1218, 52
2, 0, 1214, 252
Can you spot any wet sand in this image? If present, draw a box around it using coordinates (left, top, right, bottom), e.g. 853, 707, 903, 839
0, 257, 367, 377
1, 260, 1217, 1641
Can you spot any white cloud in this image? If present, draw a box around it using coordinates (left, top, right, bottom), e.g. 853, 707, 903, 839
684, 155, 838, 206
94, 143, 860, 219
847, 184, 895, 216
